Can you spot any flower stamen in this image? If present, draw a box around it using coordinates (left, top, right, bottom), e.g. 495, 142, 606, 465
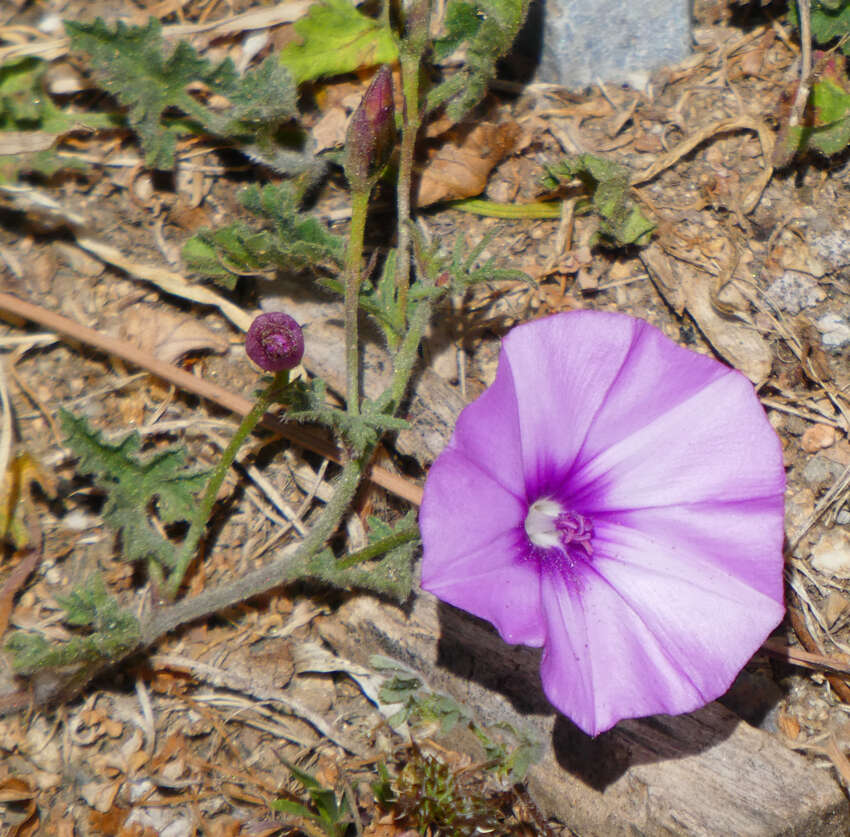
524, 498, 594, 562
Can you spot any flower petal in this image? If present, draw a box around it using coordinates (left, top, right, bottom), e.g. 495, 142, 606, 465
594, 497, 785, 601
575, 317, 728, 464
420, 450, 545, 646
570, 370, 784, 511
585, 519, 784, 713
450, 351, 524, 494
502, 312, 638, 495
540, 571, 705, 736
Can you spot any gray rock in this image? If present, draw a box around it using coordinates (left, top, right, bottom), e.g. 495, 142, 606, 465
816, 312, 850, 349
766, 271, 826, 315
809, 227, 850, 268
802, 455, 846, 489
537, 0, 692, 87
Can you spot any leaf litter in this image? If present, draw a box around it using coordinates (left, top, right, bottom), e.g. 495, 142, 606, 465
0, 0, 849, 833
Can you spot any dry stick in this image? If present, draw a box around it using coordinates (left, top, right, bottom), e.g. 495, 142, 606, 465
789, 0, 813, 129
761, 636, 850, 679
787, 590, 850, 704
0, 291, 423, 506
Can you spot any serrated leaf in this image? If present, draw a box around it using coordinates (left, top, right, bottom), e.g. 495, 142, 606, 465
59, 409, 209, 571
427, 0, 529, 120
280, 0, 398, 83
6, 574, 141, 676
433, 1, 484, 60
66, 18, 297, 168
182, 183, 344, 284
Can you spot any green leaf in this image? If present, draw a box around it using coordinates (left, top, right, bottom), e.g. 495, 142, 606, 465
543, 154, 655, 247
433, 1, 484, 60
273, 760, 350, 836
7, 575, 140, 676
59, 409, 209, 572
427, 0, 530, 120
791, 1, 850, 52
182, 183, 344, 286
280, 0, 398, 83
0, 56, 114, 134
66, 17, 297, 168
777, 58, 850, 160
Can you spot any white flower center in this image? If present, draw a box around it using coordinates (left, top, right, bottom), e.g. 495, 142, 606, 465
524, 498, 594, 557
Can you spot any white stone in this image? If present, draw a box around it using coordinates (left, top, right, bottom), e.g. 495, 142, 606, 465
811, 529, 850, 578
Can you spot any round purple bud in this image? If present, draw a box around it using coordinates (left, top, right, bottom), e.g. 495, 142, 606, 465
246, 312, 304, 372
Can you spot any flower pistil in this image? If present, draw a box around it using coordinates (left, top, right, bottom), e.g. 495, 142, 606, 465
524, 498, 594, 572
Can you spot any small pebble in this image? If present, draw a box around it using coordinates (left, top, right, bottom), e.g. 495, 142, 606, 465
765, 271, 826, 315
801, 423, 836, 453
810, 529, 850, 578
801, 455, 845, 488
823, 591, 849, 627
816, 312, 850, 349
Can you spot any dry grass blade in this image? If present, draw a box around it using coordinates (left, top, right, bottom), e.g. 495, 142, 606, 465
0, 291, 424, 506
631, 115, 774, 213
0, 0, 315, 63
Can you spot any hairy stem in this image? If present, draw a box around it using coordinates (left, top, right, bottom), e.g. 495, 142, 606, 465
145, 453, 367, 642
395, 52, 421, 321
344, 189, 371, 416
167, 370, 289, 599
336, 522, 420, 569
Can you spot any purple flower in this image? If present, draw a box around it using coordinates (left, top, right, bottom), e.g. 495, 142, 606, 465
246, 312, 304, 372
420, 311, 785, 736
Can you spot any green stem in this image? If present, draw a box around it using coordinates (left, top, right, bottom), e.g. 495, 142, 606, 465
345, 188, 371, 416
146, 453, 368, 641
336, 522, 419, 569
167, 370, 289, 599
395, 52, 422, 324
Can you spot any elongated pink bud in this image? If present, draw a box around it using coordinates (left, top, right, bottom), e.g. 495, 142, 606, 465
344, 65, 396, 190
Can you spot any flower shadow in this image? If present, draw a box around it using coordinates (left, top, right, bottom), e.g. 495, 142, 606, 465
434, 600, 750, 791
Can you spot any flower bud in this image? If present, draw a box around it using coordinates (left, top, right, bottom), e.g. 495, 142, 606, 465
344, 65, 396, 191
246, 312, 304, 372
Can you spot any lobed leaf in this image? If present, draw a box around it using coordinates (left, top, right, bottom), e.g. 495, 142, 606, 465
66, 17, 297, 168
280, 0, 398, 83
59, 409, 209, 572
544, 154, 655, 247
182, 183, 344, 286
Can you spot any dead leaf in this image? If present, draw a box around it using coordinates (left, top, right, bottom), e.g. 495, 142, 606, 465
681, 272, 772, 385
641, 244, 771, 384
639, 242, 685, 314
0, 776, 39, 837
122, 305, 229, 365
312, 105, 350, 153
416, 121, 522, 207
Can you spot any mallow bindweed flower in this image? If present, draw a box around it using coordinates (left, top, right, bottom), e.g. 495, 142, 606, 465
420, 311, 785, 737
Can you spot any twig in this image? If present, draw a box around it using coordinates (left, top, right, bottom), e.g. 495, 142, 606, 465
789, 0, 812, 128
0, 291, 423, 506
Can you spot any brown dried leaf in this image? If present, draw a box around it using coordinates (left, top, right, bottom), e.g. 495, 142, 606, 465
642, 244, 771, 384
122, 305, 229, 365
416, 122, 522, 207
681, 273, 772, 385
